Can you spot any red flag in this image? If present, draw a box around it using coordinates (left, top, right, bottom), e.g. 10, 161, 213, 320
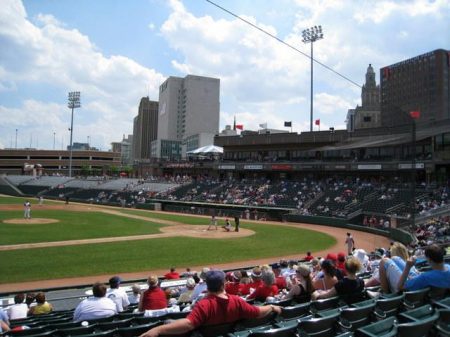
409, 111, 420, 120
235, 124, 244, 130
315, 119, 320, 126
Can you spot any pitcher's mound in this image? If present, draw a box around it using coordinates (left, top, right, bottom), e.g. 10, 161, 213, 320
3, 218, 59, 224
160, 225, 254, 239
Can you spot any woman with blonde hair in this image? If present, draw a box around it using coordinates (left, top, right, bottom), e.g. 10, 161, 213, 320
379, 242, 419, 294
311, 257, 364, 300
279, 264, 313, 301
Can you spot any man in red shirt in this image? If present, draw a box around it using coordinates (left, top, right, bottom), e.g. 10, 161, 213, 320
303, 251, 314, 262
139, 270, 282, 337
138, 276, 168, 311
164, 267, 180, 280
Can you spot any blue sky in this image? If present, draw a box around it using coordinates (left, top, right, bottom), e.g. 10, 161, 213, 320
0, 0, 448, 151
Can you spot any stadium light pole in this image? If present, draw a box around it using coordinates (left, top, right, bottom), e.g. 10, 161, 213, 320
302, 25, 324, 132
15, 129, 18, 149
53, 132, 56, 150
68, 91, 81, 178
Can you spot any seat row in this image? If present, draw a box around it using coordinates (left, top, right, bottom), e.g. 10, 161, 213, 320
4, 301, 450, 337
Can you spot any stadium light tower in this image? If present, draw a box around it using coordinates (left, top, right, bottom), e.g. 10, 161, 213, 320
302, 25, 324, 132
68, 91, 81, 178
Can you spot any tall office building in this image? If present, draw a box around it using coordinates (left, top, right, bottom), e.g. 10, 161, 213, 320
346, 64, 381, 131
153, 75, 220, 159
158, 75, 220, 141
132, 97, 158, 161
380, 49, 450, 127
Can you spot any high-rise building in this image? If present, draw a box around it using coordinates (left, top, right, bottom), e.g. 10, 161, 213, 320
346, 64, 381, 131
380, 49, 450, 127
157, 75, 220, 142
132, 97, 158, 161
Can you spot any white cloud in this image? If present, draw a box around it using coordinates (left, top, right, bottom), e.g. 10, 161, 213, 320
315, 93, 352, 116
0, 0, 166, 150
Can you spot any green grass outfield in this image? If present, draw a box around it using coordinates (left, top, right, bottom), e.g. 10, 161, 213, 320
0, 196, 336, 284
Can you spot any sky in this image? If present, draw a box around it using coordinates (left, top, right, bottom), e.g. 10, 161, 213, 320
0, 0, 449, 151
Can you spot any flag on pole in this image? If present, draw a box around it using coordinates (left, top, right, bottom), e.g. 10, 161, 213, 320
259, 123, 267, 129
409, 111, 420, 120
315, 119, 320, 126
284, 121, 292, 127
235, 124, 244, 130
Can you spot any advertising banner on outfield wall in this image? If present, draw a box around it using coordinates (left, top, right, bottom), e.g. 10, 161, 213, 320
357, 164, 382, 170
271, 164, 293, 171
244, 164, 263, 170
218, 164, 235, 170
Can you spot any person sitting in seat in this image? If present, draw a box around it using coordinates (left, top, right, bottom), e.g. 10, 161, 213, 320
128, 284, 141, 305
139, 270, 282, 337
139, 275, 168, 311
178, 278, 196, 304
28, 292, 53, 316
241, 267, 263, 296
312, 259, 338, 291
106, 276, 130, 313
7, 293, 28, 320
74, 283, 117, 322
247, 270, 279, 302
225, 271, 242, 295
311, 257, 364, 300
164, 267, 180, 280
397, 244, 450, 291
378, 242, 419, 294
278, 264, 313, 301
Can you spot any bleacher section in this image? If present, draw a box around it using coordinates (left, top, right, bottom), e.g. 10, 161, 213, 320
3, 255, 450, 337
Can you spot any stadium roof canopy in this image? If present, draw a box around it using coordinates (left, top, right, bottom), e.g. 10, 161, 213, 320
319, 123, 449, 151
187, 145, 224, 154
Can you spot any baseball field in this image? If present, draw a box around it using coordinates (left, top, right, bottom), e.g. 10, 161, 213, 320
0, 195, 390, 290
0, 196, 389, 291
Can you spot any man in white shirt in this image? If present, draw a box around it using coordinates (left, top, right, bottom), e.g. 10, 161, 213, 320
106, 276, 129, 312
73, 283, 117, 322
6, 294, 28, 320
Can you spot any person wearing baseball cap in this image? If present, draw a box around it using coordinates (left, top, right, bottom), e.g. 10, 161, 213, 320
139, 270, 282, 337
106, 276, 129, 313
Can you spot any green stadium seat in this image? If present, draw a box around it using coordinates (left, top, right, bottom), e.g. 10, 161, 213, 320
297, 311, 340, 337
337, 301, 376, 331
117, 322, 162, 337
356, 316, 397, 337
396, 311, 439, 337
398, 304, 435, 323
235, 312, 277, 331
309, 296, 340, 314
69, 330, 117, 337
277, 303, 311, 321
402, 287, 430, 310
373, 293, 404, 320
246, 324, 298, 337
435, 309, 450, 337
57, 325, 97, 336
96, 318, 133, 331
